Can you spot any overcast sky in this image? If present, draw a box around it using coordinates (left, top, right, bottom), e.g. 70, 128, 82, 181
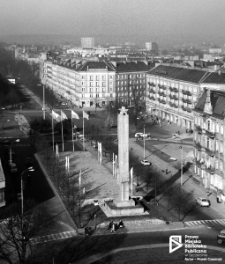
0, 0, 224, 40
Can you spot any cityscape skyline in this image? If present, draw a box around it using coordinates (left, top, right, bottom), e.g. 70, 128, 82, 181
1, 0, 225, 46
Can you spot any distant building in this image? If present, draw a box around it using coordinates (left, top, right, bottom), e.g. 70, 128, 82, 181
209, 46, 222, 54
145, 42, 158, 53
81, 37, 95, 49
193, 89, 225, 197
0, 159, 6, 207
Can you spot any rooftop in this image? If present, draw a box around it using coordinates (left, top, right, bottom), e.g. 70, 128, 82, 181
115, 61, 153, 73
202, 72, 225, 84
194, 89, 225, 118
147, 64, 209, 83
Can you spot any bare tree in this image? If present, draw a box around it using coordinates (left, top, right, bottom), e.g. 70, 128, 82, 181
0, 200, 52, 264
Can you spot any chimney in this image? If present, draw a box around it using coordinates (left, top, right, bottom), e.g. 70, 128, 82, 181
203, 88, 212, 115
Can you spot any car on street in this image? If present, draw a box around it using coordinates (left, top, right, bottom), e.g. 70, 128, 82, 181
61, 102, 67, 106
196, 197, 210, 207
140, 159, 152, 166
217, 230, 225, 244
93, 199, 99, 206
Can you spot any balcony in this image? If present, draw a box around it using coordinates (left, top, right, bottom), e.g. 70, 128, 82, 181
205, 166, 215, 175
158, 98, 166, 104
182, 90, 187, 95
149, 89, 156, 93
149, 96, 156, 101
194, 125, 202, 133
186, 91, 192, 96
182, 98, 187, 103
204, 146, 215, 157
186, 100, 192, 105
203, 129, 216, 138
194, 141, 202, 150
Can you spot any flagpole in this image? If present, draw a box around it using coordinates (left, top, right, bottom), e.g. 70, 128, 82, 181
52, 111, 54, 151
83, 112, 84, 151
61, 110, 64, 152
71, 111, 74, 151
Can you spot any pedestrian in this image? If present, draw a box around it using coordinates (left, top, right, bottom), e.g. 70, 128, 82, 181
111, 223, 115, 233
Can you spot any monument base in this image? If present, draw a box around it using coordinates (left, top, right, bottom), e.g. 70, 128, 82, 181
103, 200, 145, 217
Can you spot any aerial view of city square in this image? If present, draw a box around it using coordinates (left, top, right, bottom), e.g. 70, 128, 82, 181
1, 0, 225, 263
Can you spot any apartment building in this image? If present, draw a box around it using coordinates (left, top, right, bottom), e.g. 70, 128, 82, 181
113, 61, 153, 106
146, 65, 210, 129
42, 60, 115, 107
81, 37, 95, 49
193, 89, 225, 196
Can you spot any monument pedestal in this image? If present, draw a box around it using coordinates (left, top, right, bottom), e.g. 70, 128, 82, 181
104, 200, 145, 217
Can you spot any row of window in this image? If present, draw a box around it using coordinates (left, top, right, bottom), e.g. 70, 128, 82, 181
117, 80, 144, 85
81, 94, 113, 98
81, 88, 113, 92
195, 167, 223, 189
117, 74, 144, 79
81, 81, 113, 87
147, 79, 198, 93
81, 75, 113, 81
195, 116, 224, 135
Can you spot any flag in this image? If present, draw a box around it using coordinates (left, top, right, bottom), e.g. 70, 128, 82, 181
71, 110, 79, 119
61, 111, 68, 120
52, 110, 61, 122
83, 110, 89, 120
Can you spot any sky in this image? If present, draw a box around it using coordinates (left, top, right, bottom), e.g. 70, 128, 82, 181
0, 0, 225, 44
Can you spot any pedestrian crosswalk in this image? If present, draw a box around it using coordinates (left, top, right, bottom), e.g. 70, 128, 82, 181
185, 219, 225, 228
30, 230, 77, 244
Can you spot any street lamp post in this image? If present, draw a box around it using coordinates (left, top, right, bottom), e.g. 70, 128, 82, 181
21, 167, 35, 216
180, 145, 183, 186
143, 124, 146, 159
43, 85, 45, 120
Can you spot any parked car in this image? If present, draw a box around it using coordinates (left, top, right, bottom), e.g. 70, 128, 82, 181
140, 159, 152, 166
61, 102, 67, 106
135, 132, 144, 138
217, 230, 225, 244
196, 197, 210, 207
93, 199, 99, 206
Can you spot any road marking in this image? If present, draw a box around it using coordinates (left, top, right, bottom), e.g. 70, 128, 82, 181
30, 230, 77, 244
185, 219, 225, 227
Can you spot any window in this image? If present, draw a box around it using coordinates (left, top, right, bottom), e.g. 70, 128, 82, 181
96, 88, 99, 92
82, 82, 85, 86
90, 94, 93, 98
0, 190, 5, 203
221, 124, 224, 135
96, 82, 99, 87
82, 76, 85, 79
207, 137, 209, 149
90, 82, 93, 87
102, 82, 105, 87
82, 88, 85, 92
96, 94, 99, 98
102, 88, 105, 93
90, 88, 93, 93
96, 76, 99, 81
82, 94, 84, 98
90, 76, 94, 81
207, 120, 210, 131
109, 75, 113, 79
216, 122, 220, 133
110, 88, 113, 92
102, 76, 105, 81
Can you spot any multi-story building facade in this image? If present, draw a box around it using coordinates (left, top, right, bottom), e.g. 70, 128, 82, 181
146, 65, 210, 129
81, 37, 95, 49
145, 42, 158, 53
114, 61, 153, 106
42, 60, 115, 107
193, 89, 225, 196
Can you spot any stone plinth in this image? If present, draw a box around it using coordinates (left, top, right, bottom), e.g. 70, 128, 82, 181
104, 200, 145, 217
